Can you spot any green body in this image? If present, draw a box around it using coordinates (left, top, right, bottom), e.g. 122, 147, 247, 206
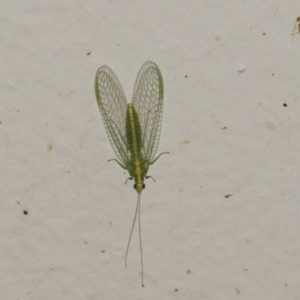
94, 61, 167, 287
126, 103, 147, 194
94, 61, 165, 193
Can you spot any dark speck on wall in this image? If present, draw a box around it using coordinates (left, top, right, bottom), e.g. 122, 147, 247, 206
292, 17, 300, 35
225, 194, 233, 198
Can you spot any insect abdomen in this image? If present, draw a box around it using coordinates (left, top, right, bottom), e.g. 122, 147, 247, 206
126, 103, 142, 155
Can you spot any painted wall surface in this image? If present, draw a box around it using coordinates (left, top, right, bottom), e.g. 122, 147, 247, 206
1, 1, 300, 299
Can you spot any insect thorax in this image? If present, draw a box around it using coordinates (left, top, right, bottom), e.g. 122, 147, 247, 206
127, 156, 149, 178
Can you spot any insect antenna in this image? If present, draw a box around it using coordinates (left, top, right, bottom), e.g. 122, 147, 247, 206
125, 193, 144, 287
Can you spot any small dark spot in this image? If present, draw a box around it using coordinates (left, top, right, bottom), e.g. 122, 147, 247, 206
293, 17, 300, 35
272, 73, 274, 76
87, 52, 91, 55
186, 269, 191, 274
17, 201, 20, 205
0, 121, 2, 124
222, 126, 227, 130
235, 288, 240, 295
263, 32, 266, 35
23, 210, 28, 215
243, 268, 248, 271
175, 288, 178, 292
285, 283, 287, 286
283, 103, 287, 107
185, 75, 188, 78
225, 194, 233, 198
101, 249, 105, 253
142, 284, 145, 287
47, 144, 53, 151
179, 139, 190, 145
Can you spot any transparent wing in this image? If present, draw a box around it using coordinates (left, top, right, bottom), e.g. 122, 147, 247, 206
132, 61, 164, 162
94, 65, 129, 164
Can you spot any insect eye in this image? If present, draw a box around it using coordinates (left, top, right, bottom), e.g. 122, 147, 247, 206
142, 184, 145, 189
133, 184, 137, 190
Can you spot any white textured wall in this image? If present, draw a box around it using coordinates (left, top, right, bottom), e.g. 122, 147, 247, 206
1, 1, 300, 299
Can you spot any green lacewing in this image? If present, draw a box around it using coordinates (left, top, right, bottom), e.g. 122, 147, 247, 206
94, 61, 168, 286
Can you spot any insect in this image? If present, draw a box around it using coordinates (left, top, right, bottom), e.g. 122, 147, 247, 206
94, 61, 168, 287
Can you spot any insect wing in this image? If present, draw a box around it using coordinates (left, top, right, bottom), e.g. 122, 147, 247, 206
132, 61, 164, 162
95, 65, 129, 164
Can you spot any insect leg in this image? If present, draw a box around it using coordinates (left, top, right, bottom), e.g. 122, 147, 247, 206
145, 175, 156, 182
125, 177, 133, 184
149, 151, 169, 165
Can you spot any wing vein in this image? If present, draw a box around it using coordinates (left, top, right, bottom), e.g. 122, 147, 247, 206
94, 65, 129, 164
132, 61, 164, 162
